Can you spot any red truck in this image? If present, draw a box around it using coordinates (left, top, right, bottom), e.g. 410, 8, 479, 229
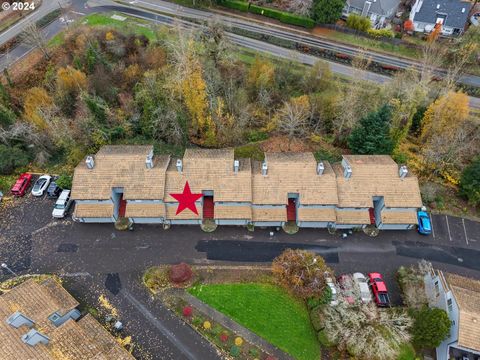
11, 173, 32, 197
368, 272, 391, 307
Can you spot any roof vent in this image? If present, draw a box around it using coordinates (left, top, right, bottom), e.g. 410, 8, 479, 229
436, 4, 440, 9
317, 162, 325, 175
176, 159, 183, 173
261, 161, 268, 176
145, 154, 154, 169
399, 165, 408, 179
6, 311, 35, 329
22, 329, 50, 346
85, 156, 94, 169
343, 165, 352, 179
233, 160, 240, 174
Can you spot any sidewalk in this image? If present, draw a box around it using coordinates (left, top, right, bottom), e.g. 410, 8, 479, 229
172, 288, 295, 360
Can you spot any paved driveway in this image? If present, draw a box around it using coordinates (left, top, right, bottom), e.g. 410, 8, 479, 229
2, 197, 480, 358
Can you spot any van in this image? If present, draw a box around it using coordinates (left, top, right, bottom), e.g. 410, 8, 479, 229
52, 190, 72, 218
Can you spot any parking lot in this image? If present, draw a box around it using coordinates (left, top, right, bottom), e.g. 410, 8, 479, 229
429, 214, 480, 247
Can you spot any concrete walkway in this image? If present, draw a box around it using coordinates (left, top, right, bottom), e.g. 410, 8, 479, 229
172, 288, 295, 360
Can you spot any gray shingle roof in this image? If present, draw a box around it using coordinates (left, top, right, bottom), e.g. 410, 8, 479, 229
348, 0, 401, 16
413, 0, 472, 29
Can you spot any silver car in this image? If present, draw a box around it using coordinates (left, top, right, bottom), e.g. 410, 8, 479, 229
353, 272, 373, 303
52, 190, 72, 218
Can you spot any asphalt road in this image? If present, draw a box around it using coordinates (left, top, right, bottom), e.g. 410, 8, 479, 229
0, 0, 70, 44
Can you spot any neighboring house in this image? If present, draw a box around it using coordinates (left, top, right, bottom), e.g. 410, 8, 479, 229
409, 0, 473, 36
424, 269, 480, 360
71, 146, 422, 230
342, 0, 401, 27
0, 277, 134, 360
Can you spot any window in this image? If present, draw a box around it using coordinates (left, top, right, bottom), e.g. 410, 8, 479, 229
447, 298, 453, 312
435, 281, 440, 297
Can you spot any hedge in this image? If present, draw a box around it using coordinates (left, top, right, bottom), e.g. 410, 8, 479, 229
219, 1, 314, 28
367, 28, 395, 38
221, 0, 249, 12
248, 4, 314, 28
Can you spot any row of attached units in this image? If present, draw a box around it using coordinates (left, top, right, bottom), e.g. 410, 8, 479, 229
71, 145, 423, 230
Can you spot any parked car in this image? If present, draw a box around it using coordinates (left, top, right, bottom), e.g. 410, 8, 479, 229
325, 274, 339, 306
11, 173, 33, 197
368, 272, 391, 307
0, 191, 3, 202
352, 272, 373, 303
417, 210, 432, 235
337, 274, 356, 304
52, 190, 72, 218
47, 178, 62, 198
31, 175, 52, 197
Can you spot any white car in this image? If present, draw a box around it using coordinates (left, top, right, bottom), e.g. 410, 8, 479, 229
31, 175, 52, 197
353, 272, 373, 303
325, 276, 339, 306
52, 190, 72, 218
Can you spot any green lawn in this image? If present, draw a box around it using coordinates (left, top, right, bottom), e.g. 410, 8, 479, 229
50, 13, 157, 45
188, 283, 320, 360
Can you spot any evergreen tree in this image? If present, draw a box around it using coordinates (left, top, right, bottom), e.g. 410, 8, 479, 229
459, 157, 480, 206
412, 307, 451, 349
311, 0, 345, 24
348, 104, 394, 155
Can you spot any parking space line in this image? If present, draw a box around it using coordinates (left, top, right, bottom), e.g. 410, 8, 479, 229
445, 215, 452, 241
430, 214, 435, 239
462, 218, 469, 245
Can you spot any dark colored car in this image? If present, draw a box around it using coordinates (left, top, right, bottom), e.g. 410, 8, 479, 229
368, 272, 391, 307
11, 173, 32, 197
47, 179, 62, 198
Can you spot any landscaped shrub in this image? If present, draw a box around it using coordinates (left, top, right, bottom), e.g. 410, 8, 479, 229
309, 305, 325, 331
346, 13, 371, 32
169, 263, 193, 284
221, 0, 249, 12
317, 330, 332, 347
219, 332, 229, 343
230, 345, 240, 357
203, 321, 211, 330
234, 337, 243, 346
183, 306, 193, 317
367, 28, 395, 38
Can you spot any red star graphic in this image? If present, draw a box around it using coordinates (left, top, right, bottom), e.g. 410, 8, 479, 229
170, 181, 203, 215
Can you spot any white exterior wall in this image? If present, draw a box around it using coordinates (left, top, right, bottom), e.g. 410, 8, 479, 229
424, 270, 459, 360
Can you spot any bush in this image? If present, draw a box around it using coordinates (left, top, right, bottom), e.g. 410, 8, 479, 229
230, 345, 240, 357
307, 286, 332, 310
412, 306, 451, 349
169, 263, 193, 284
309, 305, 325, 331
221, 0, 249, 12
246, 129, 268, 142
0, 145, 29, 175
459, 157, 480, 206
248, 5, 315, 28
56, 173, 73, 190
317, 329, 332, 347
346, 14, 371, 32
311, 0, 345, 24
183, 306, 193, 317
144, 266, 170, 291
367, 28, 395, 38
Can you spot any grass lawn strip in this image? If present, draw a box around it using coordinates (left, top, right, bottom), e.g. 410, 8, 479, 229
188, 283, 320, 360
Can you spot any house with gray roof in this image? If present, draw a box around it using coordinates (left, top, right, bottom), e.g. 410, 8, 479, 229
409, 0, 473, 35
342, 0, 401, 28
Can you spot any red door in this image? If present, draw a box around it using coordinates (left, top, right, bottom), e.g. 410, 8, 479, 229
369, 207, 376, 225
287, 198, 296, 222
119, 195, 127, 218
203, 196, 214, 219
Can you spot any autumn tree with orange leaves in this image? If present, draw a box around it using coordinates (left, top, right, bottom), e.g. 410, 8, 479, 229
272, 249, 332, 299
